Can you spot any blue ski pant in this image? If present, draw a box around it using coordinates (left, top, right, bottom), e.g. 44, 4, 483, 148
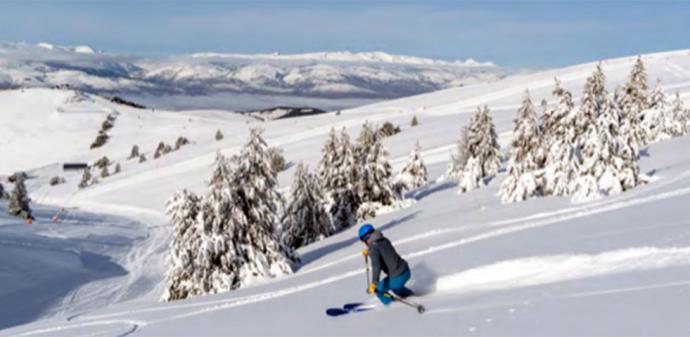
376, 267, 413, 305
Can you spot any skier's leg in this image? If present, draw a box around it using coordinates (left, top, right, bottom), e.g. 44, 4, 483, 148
391, 268, 414, 297
376, 277, 393, 305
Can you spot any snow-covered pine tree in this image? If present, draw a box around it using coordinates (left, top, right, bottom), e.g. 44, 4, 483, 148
194, 153, 246, 294
394, 140, 428, 195
354, 122, 398, 218
114, 163, 121, 174
281, 164, 334, 250
336, 127, 358, 192
330, 188, 357, 231
100, 165, 110, 178
190, 151, 295, 296
7, 175, 32, 220
672, 92, 690, 136
354, 121, 376, 166
411, 115, 419, 127
78, 167, 92, 189
665, 91, 687, 138
542, 79, 579, 196
469, 105, 501, 178
618, 56, 650, 151
329, 128, 359, 230
230, 128, 298, 263
446, 126, 470, 180
612, 93, 644, 192
318, 128, 340, 194
395, 141, 428, 194
458, 156, 482, 193
215, 129, 224, 141
643, 81, 672, 142
575, 64, 607, 135
626, 57, 650, 111
163, 189, 202, 301
572, 67, 625, 201
648, 80, 668, 110
139, 154, 147, 163
267, 147, 287, 173
318, 127, 359, 231
129, 145, 140, 159
499, 90, 543, 203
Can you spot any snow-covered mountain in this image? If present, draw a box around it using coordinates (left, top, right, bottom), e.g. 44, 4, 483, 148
0, 42, 509, 111
2, 49, 690, 336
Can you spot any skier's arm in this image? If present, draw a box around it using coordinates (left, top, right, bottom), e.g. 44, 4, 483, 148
369, 247, 382, 283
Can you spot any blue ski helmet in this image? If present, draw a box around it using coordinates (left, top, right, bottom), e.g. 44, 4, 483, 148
358, 223, 375, 241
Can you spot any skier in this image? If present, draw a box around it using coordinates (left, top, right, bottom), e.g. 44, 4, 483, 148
359, 223, 414, 305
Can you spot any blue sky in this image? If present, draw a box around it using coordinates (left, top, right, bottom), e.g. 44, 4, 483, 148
1, 0, 689, 68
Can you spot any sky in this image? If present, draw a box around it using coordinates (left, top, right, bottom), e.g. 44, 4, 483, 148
0, 0, 689, 68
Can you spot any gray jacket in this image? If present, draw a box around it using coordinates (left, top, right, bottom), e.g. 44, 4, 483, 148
366, 230, 408, 282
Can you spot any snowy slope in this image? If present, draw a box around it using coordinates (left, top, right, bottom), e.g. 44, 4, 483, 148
0, 88, 256, 175
0, 42, 508, 111
2, 49, 690, 336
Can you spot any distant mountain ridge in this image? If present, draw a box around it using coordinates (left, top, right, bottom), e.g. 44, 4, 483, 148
0, 42, 512, 111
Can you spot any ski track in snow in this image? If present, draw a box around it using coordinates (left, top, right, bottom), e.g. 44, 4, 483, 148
22, 174, 690, 336
14, 319, 146, 337
435, 246, 690, 294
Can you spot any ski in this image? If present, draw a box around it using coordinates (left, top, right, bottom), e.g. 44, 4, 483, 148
380, 291, 426, 314
325, 302, 374, 317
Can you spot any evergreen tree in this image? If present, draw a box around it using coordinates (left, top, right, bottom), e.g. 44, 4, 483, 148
666, 91, 687, 137
129, 145, 140, 159
194, 153, 248, 294
542, 79, 579, 196
572, 67, 626, 201
456, 105, 501, 194
354, 122, 398, 217
154, 142, 173, 159
215, 129, 224, 141
618, 56, 649, 152
100, 165, 110, 178
139, 154, 147, 163
575, 64, 607, 135
267, 147, 287, 173
411, 115, 419, 127
318, 127, 359, 230
329, 189, 357, 232
672, 92, 690, 136
163, 189, 202, 301
395, 141, 428, 193
468, 105, 501, 178
336, 128, 358, 192
191, 151, 295, 297
499, 90, 543, 203
458, 156, 482, 193
7, 175, 32, 220
114, 163, 121, 174
230, 128, 298, 263
446, 126, 470, 179
318, 128, 340, 193
281, 164, 334, 250
330, 128, 359, 230
643, 81, 671, 142
78, 167, 92, 189
354, 121, 377, 165
175, 136, 190, 150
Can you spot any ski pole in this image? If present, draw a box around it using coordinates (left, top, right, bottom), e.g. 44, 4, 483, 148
364, 255, 371, 290
376, 290, 426, 314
